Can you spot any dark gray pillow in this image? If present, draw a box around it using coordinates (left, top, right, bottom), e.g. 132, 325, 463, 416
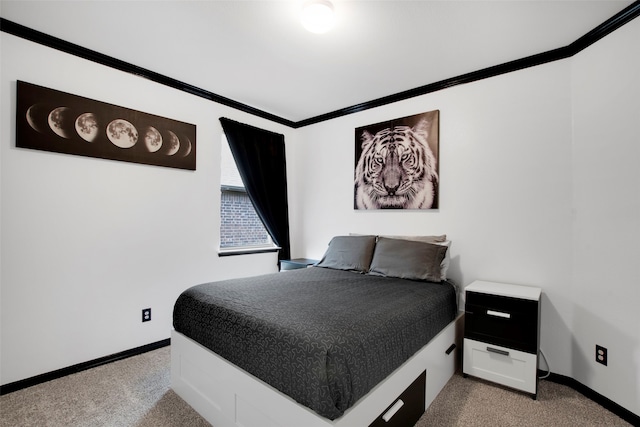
316, 235, 377, 272
368, 237, 447, 282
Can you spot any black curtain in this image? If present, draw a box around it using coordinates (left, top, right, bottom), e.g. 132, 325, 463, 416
219, 117, 291, 263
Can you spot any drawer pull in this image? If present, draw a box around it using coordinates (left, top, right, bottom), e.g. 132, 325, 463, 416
487, 346, 510, 357
445, 343, 456, 355
487, 309, 511, 319
382, 399, 404, 422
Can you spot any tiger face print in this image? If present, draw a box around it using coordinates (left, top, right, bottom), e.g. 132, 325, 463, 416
354, 119, 438, 209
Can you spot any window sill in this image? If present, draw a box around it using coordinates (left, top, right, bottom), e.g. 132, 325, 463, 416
218, 247, 280, 257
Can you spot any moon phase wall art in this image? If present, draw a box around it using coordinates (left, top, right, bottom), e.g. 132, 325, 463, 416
16, 80, 196, 170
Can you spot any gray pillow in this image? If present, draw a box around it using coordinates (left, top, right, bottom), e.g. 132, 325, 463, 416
368, 237, 447, 282
316, 235, 377, 272
380, 235, 451, 279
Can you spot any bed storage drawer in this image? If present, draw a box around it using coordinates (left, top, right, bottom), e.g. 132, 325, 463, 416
465, 291, 538, 353
369, 371, 426, 427
463, 338, 537, 394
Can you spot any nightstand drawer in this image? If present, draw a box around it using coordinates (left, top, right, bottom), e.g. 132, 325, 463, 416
368, 371, 425, 427
465, 292, 538, 353
463, 338, 537, 394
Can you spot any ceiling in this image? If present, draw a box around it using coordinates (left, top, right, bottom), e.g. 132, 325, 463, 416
1, 1, 636, 124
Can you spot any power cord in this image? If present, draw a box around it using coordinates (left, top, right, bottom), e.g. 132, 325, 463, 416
539, 348, 551, 379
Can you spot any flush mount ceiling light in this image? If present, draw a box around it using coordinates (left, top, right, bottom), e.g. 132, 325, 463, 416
300, 0, 336, 34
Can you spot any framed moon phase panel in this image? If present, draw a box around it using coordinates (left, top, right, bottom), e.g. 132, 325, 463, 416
16, 80, 196, 170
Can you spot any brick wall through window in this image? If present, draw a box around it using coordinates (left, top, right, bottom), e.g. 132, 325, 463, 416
220, 135, 273, 250
220, 189, 271, 248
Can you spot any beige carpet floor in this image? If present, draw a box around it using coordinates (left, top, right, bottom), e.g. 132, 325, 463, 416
419, 372, 631, 426
0, 346, 632, 426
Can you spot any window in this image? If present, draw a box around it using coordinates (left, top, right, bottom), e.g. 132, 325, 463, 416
219, 135, 275, 252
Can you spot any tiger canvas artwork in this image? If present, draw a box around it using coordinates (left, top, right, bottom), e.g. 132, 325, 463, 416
354, 110, 439, 209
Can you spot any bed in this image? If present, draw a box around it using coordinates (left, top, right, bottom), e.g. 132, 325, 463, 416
171, 235, 463, 427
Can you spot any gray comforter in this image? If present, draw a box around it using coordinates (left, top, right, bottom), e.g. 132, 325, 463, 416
173, 266, 456, 420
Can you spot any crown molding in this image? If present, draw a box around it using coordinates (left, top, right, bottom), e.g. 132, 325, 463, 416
297, 1, 640, 128
2, 1, 639, 129
0, 18, 296, 128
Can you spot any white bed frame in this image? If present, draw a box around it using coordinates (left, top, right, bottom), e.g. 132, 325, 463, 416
171, 312, 463, 427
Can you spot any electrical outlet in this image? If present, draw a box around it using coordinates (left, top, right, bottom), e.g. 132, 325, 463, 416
596, 345, 607, 366
142, 308, 151, 322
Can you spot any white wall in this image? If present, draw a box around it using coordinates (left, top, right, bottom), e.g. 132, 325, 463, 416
1, 10, 638, 420
293, 59, 575, 376
570, 18, 640, 414
0, 32, 296, 385
291, 18, 639, 417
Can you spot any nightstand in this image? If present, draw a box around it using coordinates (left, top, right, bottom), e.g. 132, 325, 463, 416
280, 258, 319, 271
463, 280, 541, 399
